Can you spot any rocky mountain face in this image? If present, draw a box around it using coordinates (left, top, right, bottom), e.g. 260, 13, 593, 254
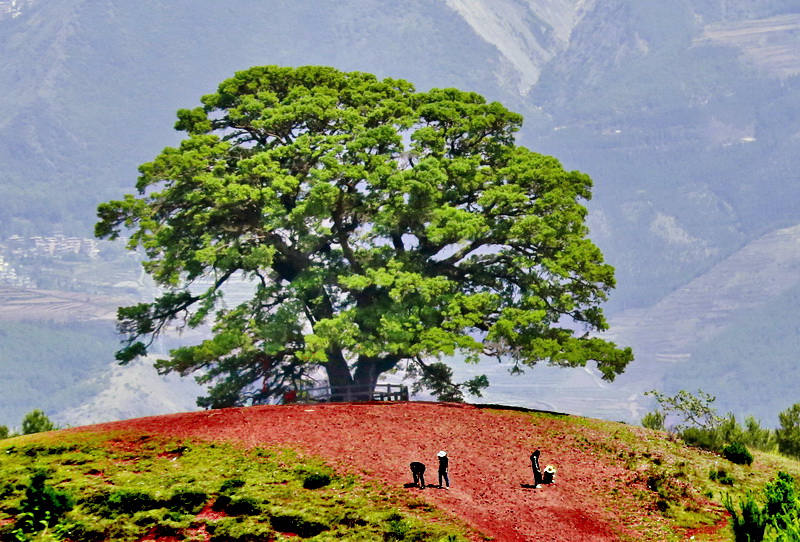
443, 0, 591, 93
1, 0, 800, 426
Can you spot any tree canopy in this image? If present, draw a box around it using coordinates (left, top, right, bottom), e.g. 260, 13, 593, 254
96, 65, 633, 407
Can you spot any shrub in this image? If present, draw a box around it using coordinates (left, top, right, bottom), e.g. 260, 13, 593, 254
681, 427, 720, 451
222, 496, 263, 516
646, 389, 721, 432
709, 468, 734, 485
681, 414, 746, 453
725, 473, 800, 541
723, 442, 754, 466
776, 404, 800, 459
641, 410, 666, 431
764, 472, 798, 531
219, 478, 246, 494
302, 472, 331, 490
270, 512, 329, 538
724, 491, 766, 542
167, 487, 208, 513
14, 469, 74, 533
207, 517, 276, 542
385, 517, 412, 540
20, 410, 58, 435
102, 489, 160, 516
742, 416, 776, 452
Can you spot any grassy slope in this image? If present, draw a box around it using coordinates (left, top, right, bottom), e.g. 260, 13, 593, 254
0, 431, 473, 542
1, 406, 799, 541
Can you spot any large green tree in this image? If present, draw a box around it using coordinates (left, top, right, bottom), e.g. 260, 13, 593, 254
96, 65, 632, 407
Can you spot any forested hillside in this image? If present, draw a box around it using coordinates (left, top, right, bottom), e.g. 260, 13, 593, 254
1, 0, 800, 425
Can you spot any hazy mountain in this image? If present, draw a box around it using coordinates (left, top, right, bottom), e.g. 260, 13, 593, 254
1, 0, 800, 426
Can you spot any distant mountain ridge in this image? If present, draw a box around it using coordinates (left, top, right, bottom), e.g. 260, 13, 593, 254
444, 0, 591, 93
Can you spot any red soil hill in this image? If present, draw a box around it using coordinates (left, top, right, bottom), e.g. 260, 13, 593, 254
81, 401, 716, 541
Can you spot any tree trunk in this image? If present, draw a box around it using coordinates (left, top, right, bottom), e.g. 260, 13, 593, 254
352, 356, 400, 401
325, 348, 356, 402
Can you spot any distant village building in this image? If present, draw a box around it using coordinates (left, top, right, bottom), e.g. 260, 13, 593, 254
0, 233, 102, 288
0, 0, 29, 20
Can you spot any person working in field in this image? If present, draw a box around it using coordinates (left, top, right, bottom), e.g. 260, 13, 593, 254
437, 451, 450, 489
530, 449, 543, 488
410, 461, 426, 489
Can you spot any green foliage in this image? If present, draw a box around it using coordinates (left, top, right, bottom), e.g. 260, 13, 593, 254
743, 417, 777, 453
165, 488, 207, 514
709, 468, 734, 486
777, 404, 800, 459
725, 472, 800, 542
14, 469, 74, 535
723, 442, 754, 466
20, 411, 57, 436
301, 472, 332, 490
0, 426, 8, 440
647, 390, 765, 463
218, 478, 245, 494
96, 64, 632, 406
641, 410, 666, 431
725, 491, 767, 542
269, 511, 329, 538
646, 389, 721, 432
206, 517, 276, 542
0, 433, 471, 541
216, 496, 262, 516
764, 472, 798, 531
101, 489, 160, 516
681, 414, 745, 454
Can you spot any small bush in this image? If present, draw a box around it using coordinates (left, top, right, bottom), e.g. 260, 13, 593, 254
641, 410, 666, 431
167, 487, 208, 513
20, 410, 58, 435
103, 489, 160, 516
270, 512, 329, 538
385, 517, 412, 540
724, 491, 766, 542
14, 469, 74, 533
742, 416, 776, 452
681, 427, 722, 451
51, 519, 106, 542
777, 403, 800, 459
207, 517, 276, 542
336, 510, 368, 527
302, 472, 331, 490
709, 468, 734, 485
219, 478, 246, 494
723, 442, 753, 466
223, 496, 263, 516
765, 472, 798, 530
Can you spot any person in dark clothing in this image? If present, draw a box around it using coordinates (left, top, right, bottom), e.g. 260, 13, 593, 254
409, 461, 426, 489
530, 449, 543, 488
437, 451, 450, 489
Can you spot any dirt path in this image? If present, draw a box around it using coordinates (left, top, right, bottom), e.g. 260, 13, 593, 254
83, 402, 679, 541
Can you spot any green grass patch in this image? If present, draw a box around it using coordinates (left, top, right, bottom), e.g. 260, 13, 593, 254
0, 431, 472, 542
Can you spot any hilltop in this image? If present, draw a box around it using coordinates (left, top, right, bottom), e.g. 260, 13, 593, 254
4, 402, 800, 541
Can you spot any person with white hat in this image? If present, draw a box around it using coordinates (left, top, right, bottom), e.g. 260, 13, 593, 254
437, 450, 449, 489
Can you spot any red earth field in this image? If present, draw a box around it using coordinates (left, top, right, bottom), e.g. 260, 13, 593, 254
80, 401, 725, 541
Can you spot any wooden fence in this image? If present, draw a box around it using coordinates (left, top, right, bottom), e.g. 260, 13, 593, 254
283, 383, 409, 404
